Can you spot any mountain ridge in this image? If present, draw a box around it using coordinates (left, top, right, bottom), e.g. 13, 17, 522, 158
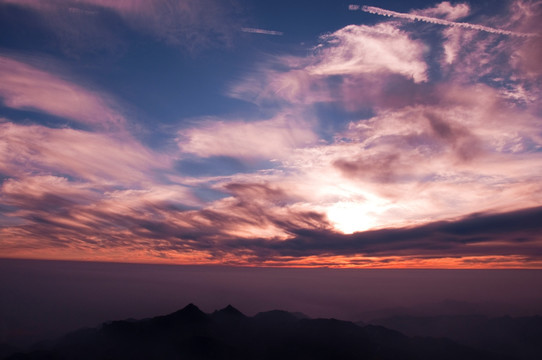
3, 304, 531, 360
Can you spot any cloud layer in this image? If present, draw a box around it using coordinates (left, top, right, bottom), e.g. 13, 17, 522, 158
1, 1, 542, 267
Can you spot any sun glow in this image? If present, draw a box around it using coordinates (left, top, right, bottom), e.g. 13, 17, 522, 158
326, 201, 379, 234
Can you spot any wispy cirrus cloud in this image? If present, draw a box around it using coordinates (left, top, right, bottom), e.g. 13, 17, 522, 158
421, 0, 542, 106
0, 121, 166, 184
309, 24, 428, 82
0, 56, 125, 129
241, 27, 283, 36
0, 175, 330, 263
230, 22, 428, 106
409, 1, 470, 21
177, 113, 317, 160
509, 0, 542, 77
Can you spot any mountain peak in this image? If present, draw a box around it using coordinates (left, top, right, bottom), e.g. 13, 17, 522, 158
220, 304, 245, 316
169, 303, 208, 322
211, 304, 247, 323
182, 303, 201, 312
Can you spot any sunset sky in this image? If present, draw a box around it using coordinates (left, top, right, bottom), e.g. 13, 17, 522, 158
1, 0, 541, 268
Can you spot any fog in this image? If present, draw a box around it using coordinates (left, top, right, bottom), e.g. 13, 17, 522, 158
1, 259, 541, 346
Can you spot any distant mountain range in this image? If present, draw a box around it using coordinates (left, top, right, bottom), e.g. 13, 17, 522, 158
372, 314, 542, 360
2, 304, 540, 359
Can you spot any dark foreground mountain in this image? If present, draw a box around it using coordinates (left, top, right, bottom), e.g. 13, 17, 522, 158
372, 314, 542, 360
4, 304, 505, 360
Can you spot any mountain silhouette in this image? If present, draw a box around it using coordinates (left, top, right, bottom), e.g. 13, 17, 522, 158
169, 303, 210, 322
372, 314, 542, 360
253, 309, 301, 324
210, 304, 247, 324
3, 304, 512, 360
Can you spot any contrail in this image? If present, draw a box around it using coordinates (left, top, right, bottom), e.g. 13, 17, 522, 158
241, 27, 283, 36
351, 4, 537, 38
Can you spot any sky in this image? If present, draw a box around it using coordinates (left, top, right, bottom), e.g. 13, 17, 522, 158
0, 0, 541, 268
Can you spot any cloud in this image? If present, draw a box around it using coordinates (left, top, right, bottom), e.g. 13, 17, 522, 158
0, 56, 125, 129
229, 66, 333, 105
310, 23, 428, 82
425, 1, 542, 105
169, 79, 542, 240
0, 177, 332, 263
359, 5, 537, 37
410, 1, 470, 21
509, 0, 542, 76
177, 113, 317, 160
3, 167, 542, 267
440, 26, 472, 64
1, 176, 100, 220
2, 99, 542, 266
230, 22, 428, 106
273, 82, 542, 232
226, 205, 542, 267
1, 1, 542, 268
219, 9, 542, 245
0, 121, 167, 184
241, 27, 283, 36
232, 2, 540, 110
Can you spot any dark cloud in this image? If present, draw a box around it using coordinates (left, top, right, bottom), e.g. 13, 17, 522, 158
224, 182, 289, 203
332, 118, 482, 186
225, 206, 542, 261
333, 153, 402, 183
1, 180, 330, 259
424, 112, 483, 162
339, 74, 438, 111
